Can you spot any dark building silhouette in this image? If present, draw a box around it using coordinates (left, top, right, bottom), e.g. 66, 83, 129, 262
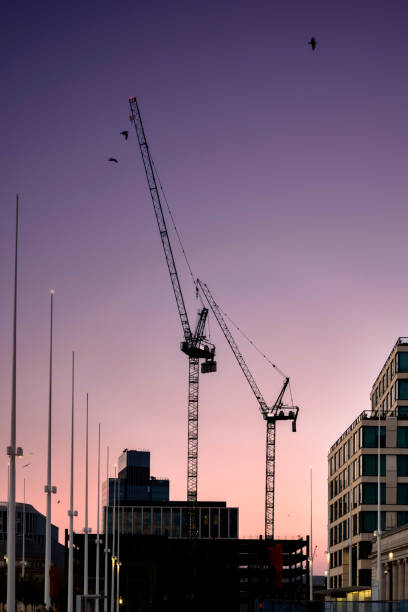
102, 449, 169, 505
0, 501, 64, 579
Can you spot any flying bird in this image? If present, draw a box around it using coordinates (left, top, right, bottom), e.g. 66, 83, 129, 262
308, 37, 317, 50
23, 463, 31, 468
120, 130, 129, 140
57, 500, 61, 504
108, 157, 118, 163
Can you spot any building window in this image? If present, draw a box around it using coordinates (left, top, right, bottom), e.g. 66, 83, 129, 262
143, 508, 152, 534
361, 482, 385, 504
353, 432, 359, 454
398, 352, 408, 373
360, 511, 385, 533
391, 359, 395, 379
162, 508, 171, 536
361, 454, 386, 476
397, 483, 408, 504
134, 509, 142, 535
172, 509, 180, 537
361, 426, 386, 448
397, 427, 408, 448
398, 381, 408, 401
220, 508, 228, 538
391, 384, 395, 406
397, 511, 408, 527
359, 541, 372, 559
229, 508, 238, 538
397, 455, 408, 476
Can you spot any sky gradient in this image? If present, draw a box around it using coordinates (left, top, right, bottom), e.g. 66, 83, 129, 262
2, 0, 408, 574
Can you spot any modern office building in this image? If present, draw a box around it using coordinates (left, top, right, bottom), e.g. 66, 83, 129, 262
102, 449, 238, 540
328, 337, 408, 589
0, 502, 64, 577
102, 448, 169, 506
105, 500, 239, 539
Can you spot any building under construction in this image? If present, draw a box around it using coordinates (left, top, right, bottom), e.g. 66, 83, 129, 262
65, 531, 309, 611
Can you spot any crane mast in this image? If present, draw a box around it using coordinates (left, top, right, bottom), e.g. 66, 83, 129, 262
197, 279, 299, 539
129, 97, 216, 508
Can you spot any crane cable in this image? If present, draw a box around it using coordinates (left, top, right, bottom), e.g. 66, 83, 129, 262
214, 303, 295, 406
149, 157, 292, 402
150, 158, 206, 310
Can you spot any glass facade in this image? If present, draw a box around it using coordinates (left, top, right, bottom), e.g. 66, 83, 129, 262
104, 505, 238, 539
361, 426, 385, 448
398, 352, 408, 373
397, 426, 408, 447
361, 482, 385, 504
361, 454, 385, 476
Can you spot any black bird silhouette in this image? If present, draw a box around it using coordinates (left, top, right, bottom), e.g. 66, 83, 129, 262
108, 157, 118, 163
308, 37, 317, 50
120, 130, 129, 140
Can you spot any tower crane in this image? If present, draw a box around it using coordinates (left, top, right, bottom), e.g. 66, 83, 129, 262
128, 97, 216, 508
197, 279, 299, 540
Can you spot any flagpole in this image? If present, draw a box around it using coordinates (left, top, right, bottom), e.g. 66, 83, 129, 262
7, 195, 23, 612
84, 393, 89, 599
67, 352, 77, 612
104, 447, 110, 612
110, 467, 117, 612
95, 423, 101, 612
44, 289, 56, 607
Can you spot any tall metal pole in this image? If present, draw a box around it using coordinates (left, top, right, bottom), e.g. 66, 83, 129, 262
309, 465, 313, 601
44, 289, 55, 607
7, 195, 22, 612
116, 507, 120, 612
67, 352, 77, 612
348, 488, 352, 586
84, 393, 89, 598
22, 478, 25, 578
377, 409, 382, 600
104, 447, 109, 612
110, 467, 117, 612
95, 424, 101, 612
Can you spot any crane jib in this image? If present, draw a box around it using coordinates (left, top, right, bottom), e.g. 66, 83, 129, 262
129, 97, 192, 340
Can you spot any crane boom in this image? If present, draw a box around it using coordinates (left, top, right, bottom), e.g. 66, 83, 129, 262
129, 98, 216, 512
196, 280, 268, 415
197, 278, 299, 539
129, 96, 192, 342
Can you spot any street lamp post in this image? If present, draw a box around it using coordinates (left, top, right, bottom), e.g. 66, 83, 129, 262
376, 409, 382, 601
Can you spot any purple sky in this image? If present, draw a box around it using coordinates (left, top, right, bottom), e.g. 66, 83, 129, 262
2, 0, 408, 573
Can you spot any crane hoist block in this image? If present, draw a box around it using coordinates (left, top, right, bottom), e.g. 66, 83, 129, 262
201, 361, 217, 374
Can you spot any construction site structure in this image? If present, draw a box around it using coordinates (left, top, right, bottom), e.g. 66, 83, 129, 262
128, 97, 216, 510
197, 279, 299, 540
